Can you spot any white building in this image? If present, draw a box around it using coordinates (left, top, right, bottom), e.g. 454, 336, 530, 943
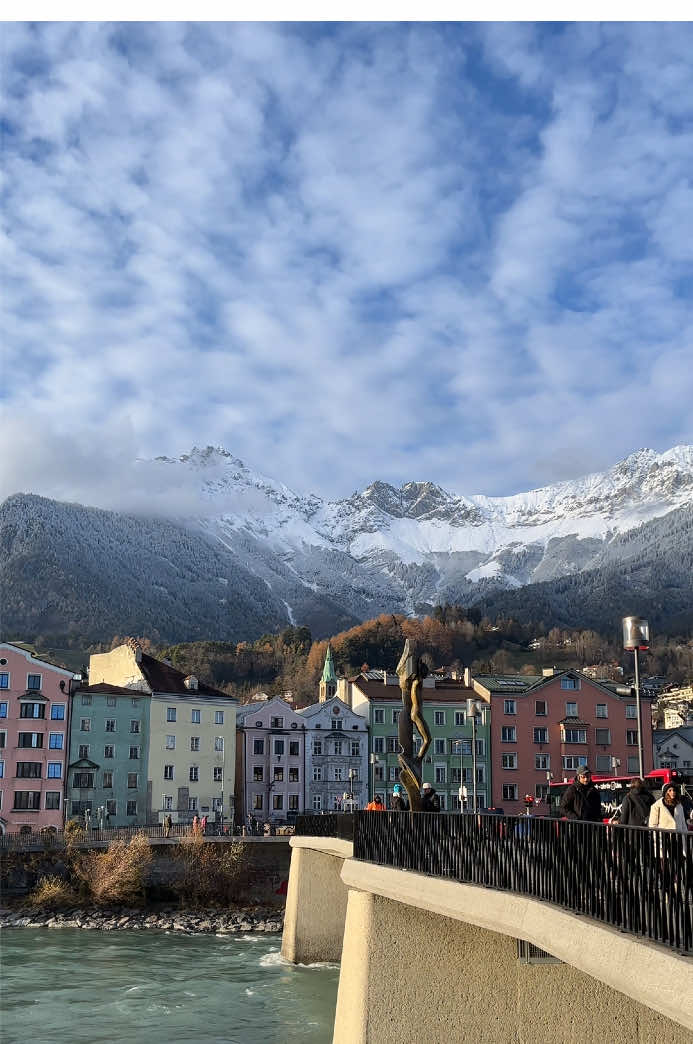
297, 697, 369, 812
653, 727, 693, 773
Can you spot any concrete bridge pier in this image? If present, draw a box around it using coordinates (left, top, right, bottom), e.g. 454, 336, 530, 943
280, 836, 352, 964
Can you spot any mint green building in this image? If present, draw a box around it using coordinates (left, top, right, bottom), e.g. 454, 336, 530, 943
346, 670, 491, 811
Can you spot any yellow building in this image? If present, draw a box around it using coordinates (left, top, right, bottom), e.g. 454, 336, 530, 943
88, 641, 237, 826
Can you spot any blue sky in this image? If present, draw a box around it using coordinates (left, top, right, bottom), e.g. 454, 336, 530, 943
2, 21, 692, 508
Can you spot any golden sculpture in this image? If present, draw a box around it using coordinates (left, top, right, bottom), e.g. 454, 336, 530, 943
396, 639, 431, 811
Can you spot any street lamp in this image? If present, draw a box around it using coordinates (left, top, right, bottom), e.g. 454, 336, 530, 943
623, 616, 649, 779
369, 753, 380, 801
466, 700, 485, 812
458, 784, 468, 812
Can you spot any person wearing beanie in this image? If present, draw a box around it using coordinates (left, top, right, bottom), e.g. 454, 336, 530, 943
391, 783, 409, 811
648, 782, 688, 833
421, 781, 440, 813
559, 767, 602, 821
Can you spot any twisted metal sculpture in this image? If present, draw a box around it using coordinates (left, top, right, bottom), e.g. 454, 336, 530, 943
396, 639, 431, 812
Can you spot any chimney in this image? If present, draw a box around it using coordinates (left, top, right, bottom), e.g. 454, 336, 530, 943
463, 667, 471, 687
542, 667, 556, 678
382, 670, 388, 684
184, 675, 198, 691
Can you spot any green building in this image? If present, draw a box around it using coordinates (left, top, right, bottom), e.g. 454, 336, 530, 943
66, 683, 151, 826
346, 670, 491, 811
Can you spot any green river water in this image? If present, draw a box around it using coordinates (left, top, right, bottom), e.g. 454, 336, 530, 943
0, 929, 339, 1044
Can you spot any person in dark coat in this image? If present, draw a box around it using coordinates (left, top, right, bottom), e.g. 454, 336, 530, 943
421, 782, 441, 812
559, 767, 602, 821
618, 778, 654, 826
391, 783, 409, 811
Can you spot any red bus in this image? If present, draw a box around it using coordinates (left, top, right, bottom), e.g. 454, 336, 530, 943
548, 768, 692, 820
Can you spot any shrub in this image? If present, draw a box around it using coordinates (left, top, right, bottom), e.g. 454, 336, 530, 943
64, 819, 85, 845
29, 875, 75, 908
173, 835, 247, 907
72, 832, 152, 905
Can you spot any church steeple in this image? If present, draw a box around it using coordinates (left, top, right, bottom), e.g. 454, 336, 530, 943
319, 644, 338, 702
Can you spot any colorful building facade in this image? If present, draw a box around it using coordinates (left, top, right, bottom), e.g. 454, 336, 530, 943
0, 643, 75, 832
298, 696, 369, 812
235, 696, 307, 827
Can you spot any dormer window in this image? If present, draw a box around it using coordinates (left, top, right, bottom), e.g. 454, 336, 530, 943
184, 676, 198, 691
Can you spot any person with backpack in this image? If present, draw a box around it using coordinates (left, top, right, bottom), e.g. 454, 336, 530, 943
617, 778, 654, 827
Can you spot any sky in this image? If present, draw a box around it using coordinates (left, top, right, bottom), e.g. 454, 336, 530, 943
2, 21, 693, 511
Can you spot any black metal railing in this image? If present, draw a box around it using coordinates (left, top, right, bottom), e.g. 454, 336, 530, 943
295, 812, 355, 842
298, 810, 693, 955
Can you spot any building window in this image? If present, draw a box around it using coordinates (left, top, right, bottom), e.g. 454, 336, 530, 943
82, 693, 92, 706
274, 767, 284, 782
49, 733, 64, 749
253, 766, 264, 782
45, 792, 61, 810
434, 711, 445, 726
386, 736, 398, 753
0, 674, 8, 690
595, 729, 611, 746
502, 784, 518, 801
126, 800, 137, 817
164, 765, 174, 780
331, 720, 343, 730
73, 771, 94, 787
502, 753, 517, 769
562, 755, 588, 771
272, 794, 283, 810
106, 799, 117, 815
433, 765, 445, 784
561, 677, 580, 691
17, 762, 42, 778
289, 767, 299, 782
167, 708, 177, 722
373, 737, 384, 754
50, 705, 65, 720
595, 704, 608, 718
386, 766, 397, 782
166, 735, 176, 750
78, 744, 89, 759
0, 701, 8, 717
27, 674, 42, 691
14, 791, 42, 810
274, 739, 284, 755
189, 767, 199, 782
533, 727, 548, 744
501, 726, 516, 743
565, 701, 578, 717
107, 695, 116, 707
19, 732, 43, 748
130, 720, 140, 734
333, 767, 343, 782
191, 709, 201, 724
80, 718, 91, 732
350, 740, 360, 756
392, 709, 400, 724
215, 711, 224, 725
626, 705, 637, 719
562, 728, 587, 744
252, 794, 263, 810
214, 737, 224, 752
313, 767, 322, 781
253, 739, 264, 755
374, 709, 385, 724
0, 731, 5, 749
103, 771, 113, 788
289, 741, 300, 756
213, 766, 223, 782
504, 700, 517, 715
105, 719, 116, 732
475, 738, 485, 757
129, 746, 140, 759
596, 755, 611, 772
333, 740, 343, 755
47, 762, 62, 779
190, 737, 200, 752
20, 702, 46, 719
433, 738, 445, 755
627, 756, 639, 773
626, 730, 638, 746
312, 795, 322, 810
454, 711, 466, 726
374, 764, 384, 781
313, 740, 323, 755
103, 745, 114, 759
270, 716, 284, 729
289, 794, 299, 811
132, 698, 138, 708
128, 773, 138, 789
186, 796, 198, 812
535, 754, 550, 770
535, 700, 547, 716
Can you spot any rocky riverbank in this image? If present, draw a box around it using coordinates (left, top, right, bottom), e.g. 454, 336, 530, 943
0, 905, 284, 934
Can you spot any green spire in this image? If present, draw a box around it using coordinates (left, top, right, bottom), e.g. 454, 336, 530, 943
321, 644, 337, 684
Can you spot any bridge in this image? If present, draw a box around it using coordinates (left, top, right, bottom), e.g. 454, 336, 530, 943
281, 812, 693, 1044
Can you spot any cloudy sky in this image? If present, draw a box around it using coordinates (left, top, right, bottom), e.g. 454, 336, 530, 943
2, 21, 692, 509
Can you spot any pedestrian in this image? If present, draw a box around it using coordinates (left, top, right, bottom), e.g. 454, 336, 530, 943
421, 782, 440, 812
201, 814, 208, 835
648, 783, 688, 833
105, 812, 111, 829
391, 783, 409, 811
164, 813, 173, 838
365, 795, 384, 811
192, 813, 200, 835
617, 778, 654, 827
559, 767, 602, 821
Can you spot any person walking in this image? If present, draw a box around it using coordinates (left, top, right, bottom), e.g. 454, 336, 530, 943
559, 767, 602, 821
391, 783, 409, 811
365, 795, 384, 811
618, 778, 654, 827
421, 782, 440, 812
164, 813, 173, 838
200, 814, 208, 835
192, 814, 200, 835
648, 782, 688, 833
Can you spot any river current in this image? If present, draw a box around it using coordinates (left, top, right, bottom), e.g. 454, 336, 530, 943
0, 928, 339, 1044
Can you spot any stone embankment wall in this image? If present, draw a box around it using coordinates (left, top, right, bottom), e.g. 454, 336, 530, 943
0, 906, 283, 935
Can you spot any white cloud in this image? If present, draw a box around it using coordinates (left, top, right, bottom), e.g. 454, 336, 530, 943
1, 22, 692, 510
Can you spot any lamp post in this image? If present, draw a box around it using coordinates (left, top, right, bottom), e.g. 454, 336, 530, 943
369, 753, 380, 801
545, 771, 553, 815
466, 700, 485, 811
622, 616, 649, 779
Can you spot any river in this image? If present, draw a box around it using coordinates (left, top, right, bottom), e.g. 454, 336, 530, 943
1, 929, 339, 1044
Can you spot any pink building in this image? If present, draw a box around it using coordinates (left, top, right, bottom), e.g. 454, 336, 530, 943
0, 643, 75, 832
473, 668, 654, 815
